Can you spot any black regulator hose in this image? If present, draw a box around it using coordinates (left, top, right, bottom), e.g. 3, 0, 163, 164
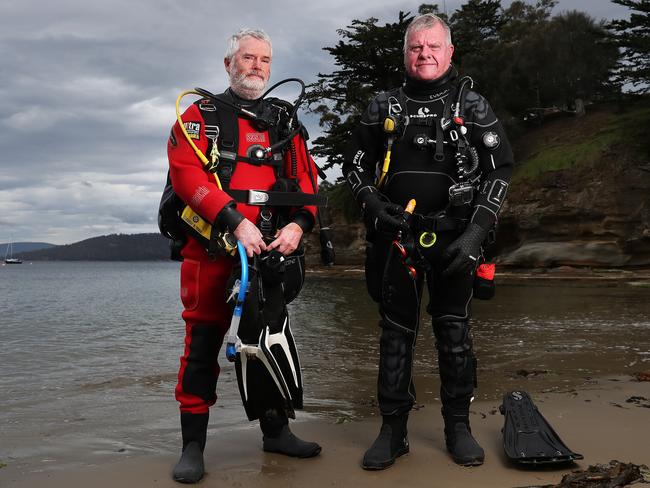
260, 77, 306, 125
193, 87, 258, 119
262, 79, 333, 267
453, 76, 474, 122
302, 137, 335, 266
197, 78, 333, 265
194, 77, 305, 131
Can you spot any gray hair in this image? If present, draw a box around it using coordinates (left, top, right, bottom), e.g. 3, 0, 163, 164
403, 14, 452, 54
225, 28, 272, 62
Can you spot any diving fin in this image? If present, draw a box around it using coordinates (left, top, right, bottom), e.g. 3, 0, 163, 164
235, 312, 303, 421
500, 391, 583, 465
259, 314, 303, 409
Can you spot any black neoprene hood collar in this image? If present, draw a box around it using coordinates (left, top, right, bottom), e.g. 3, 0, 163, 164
403, 65, 458, 98
226, 87, 262, 107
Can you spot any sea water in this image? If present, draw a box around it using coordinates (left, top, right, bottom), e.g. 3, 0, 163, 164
0, 261, 648, 474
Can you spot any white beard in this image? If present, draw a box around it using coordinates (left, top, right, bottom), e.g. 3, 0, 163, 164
228, 65, 268, 100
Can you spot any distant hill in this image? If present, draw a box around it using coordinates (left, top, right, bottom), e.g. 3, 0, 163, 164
16, 233, 171, 261
1, 242, 56, 254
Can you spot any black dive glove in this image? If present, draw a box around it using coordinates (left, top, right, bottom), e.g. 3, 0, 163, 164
362, 192, 409, 239
442, 222, 489, 276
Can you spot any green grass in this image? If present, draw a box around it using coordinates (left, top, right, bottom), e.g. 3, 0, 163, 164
513, 98, 650, 184
513, 131, 620, 183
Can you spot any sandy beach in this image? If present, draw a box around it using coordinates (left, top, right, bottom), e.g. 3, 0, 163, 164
2, 376, 649, 488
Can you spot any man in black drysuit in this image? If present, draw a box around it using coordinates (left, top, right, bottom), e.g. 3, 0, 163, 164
342, 13, 514, 469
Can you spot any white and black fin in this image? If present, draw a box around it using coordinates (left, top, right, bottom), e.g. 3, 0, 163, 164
235, 312, 303, 421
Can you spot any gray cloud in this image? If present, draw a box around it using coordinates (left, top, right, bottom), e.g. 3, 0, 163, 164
0, 0, 630, 244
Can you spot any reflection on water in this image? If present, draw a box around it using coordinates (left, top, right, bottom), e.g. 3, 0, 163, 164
299, 277, 650, 416
0, 262, 648, 472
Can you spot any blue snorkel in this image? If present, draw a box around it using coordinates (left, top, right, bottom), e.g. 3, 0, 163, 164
225, 241, 248, 362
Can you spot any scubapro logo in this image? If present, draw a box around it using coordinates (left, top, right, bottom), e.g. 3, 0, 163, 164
412, 106, 435, 119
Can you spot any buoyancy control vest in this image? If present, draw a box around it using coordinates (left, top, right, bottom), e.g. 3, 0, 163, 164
159, 90, 320, 261
374, 75, 481, 223
200, 92, 293, 187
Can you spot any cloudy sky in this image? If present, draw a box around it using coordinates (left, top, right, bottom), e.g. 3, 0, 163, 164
0, 0, 631, 245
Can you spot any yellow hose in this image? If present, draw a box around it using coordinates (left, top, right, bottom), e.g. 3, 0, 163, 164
175, 90, 222, 190
377, 145, 392, 188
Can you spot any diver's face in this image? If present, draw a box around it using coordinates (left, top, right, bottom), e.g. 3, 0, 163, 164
404, 24, 454, 81
225, 36, 271, 100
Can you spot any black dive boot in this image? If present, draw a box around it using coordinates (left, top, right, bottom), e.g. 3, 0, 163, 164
260, 409, 321, 458
442, 407, 484, 466
173, 412, 208, 483
362, 414, 409, 470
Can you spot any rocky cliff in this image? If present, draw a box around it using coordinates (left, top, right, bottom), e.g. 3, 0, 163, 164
305, 98, 650, 268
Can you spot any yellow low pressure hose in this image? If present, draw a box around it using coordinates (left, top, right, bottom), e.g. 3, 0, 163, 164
378, 116, 397, 188
175, 90, 222, 190
377, 144, 392, 188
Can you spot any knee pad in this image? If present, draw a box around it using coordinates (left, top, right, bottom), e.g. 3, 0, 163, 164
432, 320, 477, 404
379, 323, 414, 397
181, 324, 222, 403
432, 320, 473, 355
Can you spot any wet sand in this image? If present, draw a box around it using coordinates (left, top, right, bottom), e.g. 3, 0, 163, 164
2, 376, 649, 488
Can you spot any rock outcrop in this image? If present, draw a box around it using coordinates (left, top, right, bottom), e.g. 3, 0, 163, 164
305, 102, 650, 269
496, 109, 650, 268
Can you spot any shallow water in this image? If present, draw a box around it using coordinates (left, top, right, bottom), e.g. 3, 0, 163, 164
0, 262, 648, 473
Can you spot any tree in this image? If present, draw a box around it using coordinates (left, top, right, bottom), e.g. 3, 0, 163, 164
307, 0, 622, 175
499, 0, 557, 42
544, 12, 620, 103
607, 0, 650, 93
490, 11, 619, 112
449, 0, 503, 66
450, 0, 557, 116
456, 5, 618, 117
306, 8, 443, 172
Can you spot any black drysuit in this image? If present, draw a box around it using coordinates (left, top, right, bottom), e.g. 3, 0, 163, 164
343, 67, 514, 417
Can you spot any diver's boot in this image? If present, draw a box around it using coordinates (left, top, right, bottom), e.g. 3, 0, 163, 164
362, 414, 409, 470
442, 407, 484, 466
173, 412, 208, 483
260, 409, 321, 458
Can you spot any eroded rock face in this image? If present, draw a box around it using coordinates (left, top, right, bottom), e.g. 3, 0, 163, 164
305, 107, 649, 268
304, 206, 366, 265
497, 149, 650, 267
498, 240, 632, 267
305, 162, 649, 268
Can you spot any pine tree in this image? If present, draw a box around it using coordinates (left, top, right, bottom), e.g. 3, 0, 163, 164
607, 0, 650, 93
305, 9, 428, 173
449, 0, 503, 66
307, 0, 622, 175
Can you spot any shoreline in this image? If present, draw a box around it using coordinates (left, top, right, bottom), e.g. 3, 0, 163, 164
2, 376, 649, 488
306, 264, 650, 283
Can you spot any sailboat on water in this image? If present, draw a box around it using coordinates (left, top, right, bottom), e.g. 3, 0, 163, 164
4, 241, 22, 264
